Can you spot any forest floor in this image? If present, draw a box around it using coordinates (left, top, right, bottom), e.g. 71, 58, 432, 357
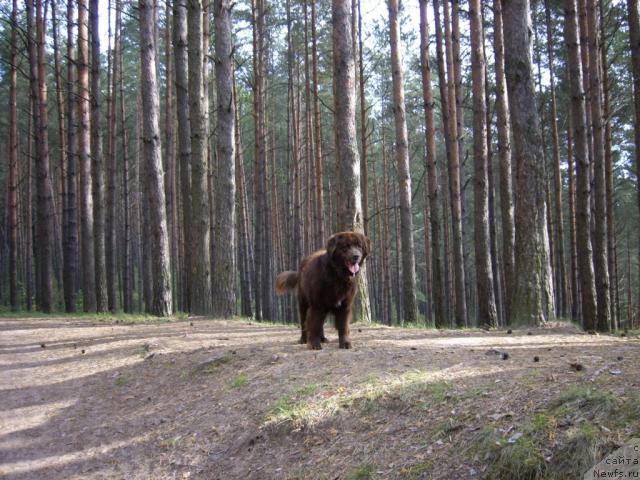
1, 316, 639, 480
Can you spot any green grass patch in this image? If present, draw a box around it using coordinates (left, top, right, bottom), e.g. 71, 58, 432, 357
264, 371, 451, 431
470, 386, 630, 479
114, 374, 134, 387
0, 309, 188, 324
399, 460, 433, 479
344, 463, 374, 480
195, 354, 233, 374
230, 373, 249, 389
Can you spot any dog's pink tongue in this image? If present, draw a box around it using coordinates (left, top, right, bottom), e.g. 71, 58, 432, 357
348, 263, 360, 275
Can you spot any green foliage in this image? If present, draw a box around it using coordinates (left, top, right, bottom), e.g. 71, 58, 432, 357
114, 374, 133, 387
344, 463, 374, 480
471, 386, 631, 480
230, 373, 249, 389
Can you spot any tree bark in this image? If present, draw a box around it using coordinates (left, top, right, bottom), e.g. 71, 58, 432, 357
8, 0, 18, 310
332, 0, 372, 323
626, 0, 640, 327
29, 0, 55, 312
388, 0, 418, 323
442, 0, 467, 326
106, 0, 118, 312
139, 0, 173, 316
64, 0, 78, 313
212, 0, 237, 318
503, 0, 555, 325
233, 75, 253, 318
419, 0, 445, 327
600, 0, 616, 328
77, 0, 97, 312
90, 0, 108, 312
173, 0, 192, 313
470, 0, 497, 327
311, 0, 324, 245
564, 0, 599, 330
493, 0, 515, 324
188, 0, 212, 314
586, 0, 611, 332
567, 119, 579, 321
544, 0, 569, 319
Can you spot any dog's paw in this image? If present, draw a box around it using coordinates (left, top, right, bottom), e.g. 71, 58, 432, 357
307, 340, 322, 350
298, 336, 307, 344
339, 340, 352, 349
320, 335, 328, 343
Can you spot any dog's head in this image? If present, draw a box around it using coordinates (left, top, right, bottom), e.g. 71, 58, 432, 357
326, 231, 371, 278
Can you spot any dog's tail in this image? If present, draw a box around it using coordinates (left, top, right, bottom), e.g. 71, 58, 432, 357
275, 271, 298, 295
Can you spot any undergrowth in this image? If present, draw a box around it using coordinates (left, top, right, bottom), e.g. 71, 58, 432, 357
470, 386, 637, 479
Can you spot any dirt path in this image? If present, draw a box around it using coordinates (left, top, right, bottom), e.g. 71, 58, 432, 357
1, 317, 638, 479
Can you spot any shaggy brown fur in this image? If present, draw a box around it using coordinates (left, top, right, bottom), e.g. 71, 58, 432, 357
276, 231, 370, 350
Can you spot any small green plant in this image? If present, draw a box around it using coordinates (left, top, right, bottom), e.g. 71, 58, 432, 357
345, 463, 374, 480
470, 386, 630, 480
114, 374, 133, 387
230, 373, 248, 388
401, 460, 433, 479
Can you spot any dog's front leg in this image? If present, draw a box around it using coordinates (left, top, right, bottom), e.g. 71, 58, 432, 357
335, 309, 352, 349
306, 308, 325, 350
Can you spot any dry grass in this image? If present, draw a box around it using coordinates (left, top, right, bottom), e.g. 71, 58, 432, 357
1, 317, 639, 479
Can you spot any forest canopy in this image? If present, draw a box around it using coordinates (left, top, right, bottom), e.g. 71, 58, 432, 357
0, 0, 638, 332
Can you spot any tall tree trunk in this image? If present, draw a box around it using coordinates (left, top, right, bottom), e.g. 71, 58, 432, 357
139, 0, 173, 316
388, 0, 418, 323
564, 0, 599, 330
332, 0, 371, 323
419, 0, 445, 327
433, 0, 453, 325
311, 0, 324, 245
253, 0, 264, 320
90, 0, 108, 312
626, 0, 640, 326
77, 0, 97, 312
442, 0, 467, 326
212, 0, 237, 317
483, 12, 503, 326
51, 0, 66, 290
567, 120, 579, 321
188, 0, 212, 314
29, 0, 55, 312
64, 0, 78, 313
493, 0, 515, 323
233, 75, 253, 318
586, 0, 611, 332
164, 1, 177, 311
503, 0, 554, 325
356, 0, 368, 237
174, 0, 192, 313
544, 0, 568, 319
253, 0, 275, 321
25, 100, 34, 311
600, 0, 616, 328
470, 0, 497, 327
106, 0, 118, 312
8, 0, 18, 310
382, 130, 392, 325
116, 0, 132, 313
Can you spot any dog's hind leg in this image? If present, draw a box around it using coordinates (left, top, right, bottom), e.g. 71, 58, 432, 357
298, 298, 309, 344
335, 308, 353, 349
306, 308, 326, 350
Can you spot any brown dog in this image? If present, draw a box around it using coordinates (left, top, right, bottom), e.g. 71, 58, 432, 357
276, 231, 370, 350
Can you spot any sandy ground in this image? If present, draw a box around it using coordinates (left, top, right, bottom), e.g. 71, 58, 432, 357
1, 317, 638, 479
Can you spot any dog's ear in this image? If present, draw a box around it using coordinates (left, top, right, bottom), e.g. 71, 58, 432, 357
326, 234, 338, 256
359, 233, 371, 259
